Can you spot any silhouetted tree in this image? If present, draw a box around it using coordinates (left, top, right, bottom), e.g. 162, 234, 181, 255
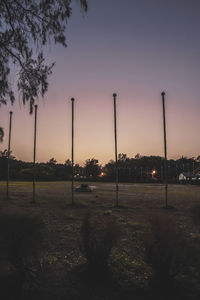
135, 153, 142, 159
47, 158, 57, 165
1, 153, 199, 182
65, 159, 72, 175
103, 160, 115, 180
84, 158, 101, 179
65, 159, 72, 166
0, 0, 88, 139
118, 153, 128, 162
196, 155, 200, 163
0, 149, 15, 160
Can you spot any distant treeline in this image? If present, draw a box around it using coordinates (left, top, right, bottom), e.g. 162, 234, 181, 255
0, 150, 200, 182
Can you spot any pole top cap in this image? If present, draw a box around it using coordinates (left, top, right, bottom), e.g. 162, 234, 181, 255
161, 91, 165, 96
9, 111, 13, 114
71, 98, 75, 102
113, 93, 117, 98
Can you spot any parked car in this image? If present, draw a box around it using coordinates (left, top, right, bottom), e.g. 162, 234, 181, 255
75, 183, 92, 192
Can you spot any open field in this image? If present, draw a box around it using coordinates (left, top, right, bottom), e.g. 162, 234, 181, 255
1, 182, 200, 299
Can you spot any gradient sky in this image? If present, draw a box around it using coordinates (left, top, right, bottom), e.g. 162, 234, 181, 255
0, 0, 200, 165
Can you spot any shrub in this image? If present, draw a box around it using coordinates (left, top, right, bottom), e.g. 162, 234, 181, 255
144, 213, 186, 284
80, 211, 120, 275
0, 213, 47, 264
191, 204, 200, 228
0, 213, 48, 298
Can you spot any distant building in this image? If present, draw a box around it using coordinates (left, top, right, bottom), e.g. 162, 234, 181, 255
179, 172, 192, 181
179, 172, 200, 183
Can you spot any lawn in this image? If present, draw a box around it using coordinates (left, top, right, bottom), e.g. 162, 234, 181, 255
0, 181, 200, 300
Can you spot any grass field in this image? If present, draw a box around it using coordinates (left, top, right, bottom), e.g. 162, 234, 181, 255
1, 181, 200, 299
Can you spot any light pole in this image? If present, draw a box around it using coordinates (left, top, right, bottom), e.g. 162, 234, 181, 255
161, 92, 168, 208
32, 105, 37, 203
6, 111, 13, 200
113, 93, 119, 207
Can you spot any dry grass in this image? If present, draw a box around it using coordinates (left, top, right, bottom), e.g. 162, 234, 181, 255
0, 181, 200, 299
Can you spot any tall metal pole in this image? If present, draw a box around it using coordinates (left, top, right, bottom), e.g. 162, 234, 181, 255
71, 98, 75, 205
113, 93, 119, 207
161, 92, 168, 208
6, 111, 13, 200
32, 105, 37, 203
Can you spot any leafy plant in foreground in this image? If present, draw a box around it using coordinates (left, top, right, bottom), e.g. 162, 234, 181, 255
80, 211, 120, 275
0, 213, 48, 298
144, 213, 186, 285
191, 204, 200, 230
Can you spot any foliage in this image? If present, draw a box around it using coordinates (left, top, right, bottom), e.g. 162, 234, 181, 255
0, 149, 15, 159
1, 150, 200, 182
0, 213, 48, 298
191, 204, 200, 228
144, 213, 187, 284
47, 157, 57, 165
84, 158, 101, 179
0, 0, 87, 112
104, 153, 200, 183
80, 211, 120, 274
0, 213, 47, 264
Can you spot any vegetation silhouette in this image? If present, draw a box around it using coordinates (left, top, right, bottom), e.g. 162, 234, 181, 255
80, 210, 121, 276
0, 182, 200, 299
0, 213, 48, 300
1, 151, 200, 183
0, 0, 88, 138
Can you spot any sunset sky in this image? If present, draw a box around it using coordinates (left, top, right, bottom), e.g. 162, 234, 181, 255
0, 0, 200, 165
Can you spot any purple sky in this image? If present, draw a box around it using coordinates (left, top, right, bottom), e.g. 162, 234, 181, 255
1, 0, 200, 165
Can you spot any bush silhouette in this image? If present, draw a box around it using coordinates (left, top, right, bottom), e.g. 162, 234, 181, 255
191, 204, 200, 229
80, 211, 120, 275
0, 213, 48, 298
0, 213, 47, 264
144, 213, 186, 284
